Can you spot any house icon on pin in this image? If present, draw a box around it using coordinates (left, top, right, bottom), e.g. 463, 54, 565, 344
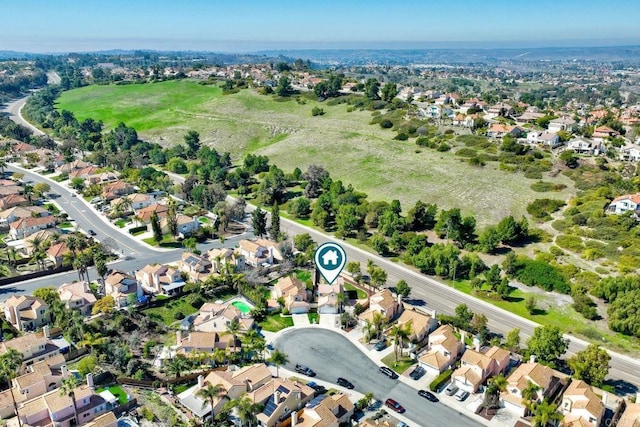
322, 249, 339, 266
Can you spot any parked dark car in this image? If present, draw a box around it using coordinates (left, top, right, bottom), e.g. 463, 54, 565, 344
410, 366, 425, 380
337, 377, 354, 389
385, 398, 405, 413
88, 229, 97, 236
374, 340, 387, 351
295, 364, 316, 377
379, 366, 398, 379
418, 389, 439, 402
306, 381, 327, 395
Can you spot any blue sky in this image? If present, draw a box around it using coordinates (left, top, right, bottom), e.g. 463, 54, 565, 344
3, 0, 640, 52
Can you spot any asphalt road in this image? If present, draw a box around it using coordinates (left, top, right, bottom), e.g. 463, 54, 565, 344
5, 93, 640, 393
1, 165, 254, 301
274, 328, 480, 427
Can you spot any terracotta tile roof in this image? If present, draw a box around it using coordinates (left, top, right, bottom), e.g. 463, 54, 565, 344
46, 242, 69, 258
85, 411, 118, 427
460, 348, 493, 370
394, 309, 433, 338
507, 362, 556, 392
617, 401, 640, 427
275, 276, 305, 298
453, 365, 482, 388
239, 239, 261, 253
562, 380, 604, 420
419, 350, 451, 370
10, 215, 55, 230
612, 193, 640, 205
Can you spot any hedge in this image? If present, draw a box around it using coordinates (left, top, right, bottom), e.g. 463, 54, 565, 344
129, 225, 148, 235
430, 369, 453, 392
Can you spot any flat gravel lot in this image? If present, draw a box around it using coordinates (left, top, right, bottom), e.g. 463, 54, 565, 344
273, 328, 480, 427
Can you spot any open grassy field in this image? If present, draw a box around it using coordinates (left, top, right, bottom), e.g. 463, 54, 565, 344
56, 80, 574, 226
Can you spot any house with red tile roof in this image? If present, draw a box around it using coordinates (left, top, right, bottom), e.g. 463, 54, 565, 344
501, 362, 568, 416
273, 276, 309, 314
418, 324, 462, 376
134, 203, 169, 224
46, 242, 70, 267
606, 193, 640, 216
101, 180, 134, 201
452, 345, 511, 393
559, 380, 605, 427
3, 295, 50, 331
487, 124, 524, 139
592, 125, 620, 140
0, 193, 28, 210
9, 215, 56, 239
57, 281, 97, 315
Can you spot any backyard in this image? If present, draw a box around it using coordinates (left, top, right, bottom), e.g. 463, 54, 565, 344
259, 312, 294, 332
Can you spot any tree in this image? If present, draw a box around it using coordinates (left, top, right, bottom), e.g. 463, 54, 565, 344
478, 227, 501, 253
370, 233, 388, 255
166, 354, 189, 379
455, 304, 474, 326
227, 318, 241, 358
395, 280, 411, 298
275, 76, 293, 97
150, 212, 163, 243
33, 287, 60, 306
270, 203, 281, 241
559, 149, 578, 168
0, 348, 23, 427
183, 237, 197, 253
568, 344, 610, 387
184, 130, 201, 159
92, 295, 115, 315
77, 355, 97, 376
525, 295, 537, 314
32, 182, 50, 198
335, 204, 360, 238
526, 326, 569, 366
294, 233, 315, 253
485, 264, 502, 291
381, 82, 398, 102
251, 208, 267, 238
346, 261, 362, 282
227, 395, 263, 427
370, 266, 387, 289
532, 400, 563, 427
94, 254, 108, 291
269, 350, 288, 377
166, 199, 178, 237
196, 382, 226, 420
364, 78, 380, 100
60, 375, 79, 425
505, 328, 521, 353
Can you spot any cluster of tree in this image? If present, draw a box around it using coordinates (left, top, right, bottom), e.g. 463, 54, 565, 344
438, 304, 490, 342
502, 252, 570, 294
313, 74, 343, 99
478, 215, 529, 253
592, 275, 640, 337
0, 69, 47, 101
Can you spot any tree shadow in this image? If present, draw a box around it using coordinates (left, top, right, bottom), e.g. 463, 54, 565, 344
605, 378, 638, 396
530, 308, 547, 316
404, 298, 426, 307
503, 295, 524, 303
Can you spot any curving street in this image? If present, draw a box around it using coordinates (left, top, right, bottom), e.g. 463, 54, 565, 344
273, 328, 480, 427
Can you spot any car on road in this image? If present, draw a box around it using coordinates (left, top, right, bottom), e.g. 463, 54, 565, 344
88, 229, 97, 236
384, 398, 405, 413
337, 377, 354, 389
71, 193, 76, 197
410, 365, 425, 380
306, 382, 327, 395
379, 366, 398, 379
374, 340, 387, 351
454, 389, 470, 401
444, 383, 459, 396
418, 389, 439, 402
295, 364, 316, 377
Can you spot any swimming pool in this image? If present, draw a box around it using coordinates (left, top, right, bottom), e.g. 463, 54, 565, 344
232, 301, 252, 314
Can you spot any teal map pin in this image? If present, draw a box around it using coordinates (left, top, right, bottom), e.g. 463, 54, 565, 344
314, 242, 347, 285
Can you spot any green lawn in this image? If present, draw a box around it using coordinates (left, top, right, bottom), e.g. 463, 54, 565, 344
344, 283, 367, 299
96, 385, 128, 405
115, 219, 127, 228
142, 235, 183, 248
381, 353, 414, 374
259, 313, 294, 332
142, 298, 198, 325
56, 81, 573, 226
449, 279, 640, 355
308, 312, 319, 324
59, 221, 73, 228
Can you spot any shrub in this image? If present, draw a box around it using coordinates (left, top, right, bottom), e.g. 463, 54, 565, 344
511, 256, 570, 293
455, 148, 477, 157
437, 143, 451, 152
531, 181, 567, 192
173, 311, 185, 320
311, 106, 325, 116
380, 119, 393, 129
527, 198, 565, 221
394, 132, 408, 141
128, 225, 148, 235
430, 369, 453, 392
555, 235, 584, 252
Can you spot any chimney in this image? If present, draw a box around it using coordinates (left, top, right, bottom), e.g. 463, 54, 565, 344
86, 373, 94, 388
198, 375, 204, 388
473, 337, 481, 352
43, 325, 50, 339
291, 411, 298, 427
636, 392, 640, 404
61, 365, 69, 379
529, 355, 536, 364
13, 306, 21, 331
274, 390, 280, 405
245, 379, 253, 392
397, 294, 403, 308
460, 330, 466, 347
432, 309, 437, 319
602, 391, 608, 406
176, 330, 182, 345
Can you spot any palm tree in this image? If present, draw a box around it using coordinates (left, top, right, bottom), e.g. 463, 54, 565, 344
532, 400, 563, 427
336, 292, 346, 313
388, 324, 403, 363
269, 350, 288, 377
166, 355, 189, 379
372, 311, 385, 341
362, 320, 375, 344
29, 236, 46, 271
226, 318, 241, 358
213, 348, 228, 368
0, 348, 23, 427
226, 395, 263, 427
196, 383, 226, 423
523, 381, 542, 415
60, 375, 79, 426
